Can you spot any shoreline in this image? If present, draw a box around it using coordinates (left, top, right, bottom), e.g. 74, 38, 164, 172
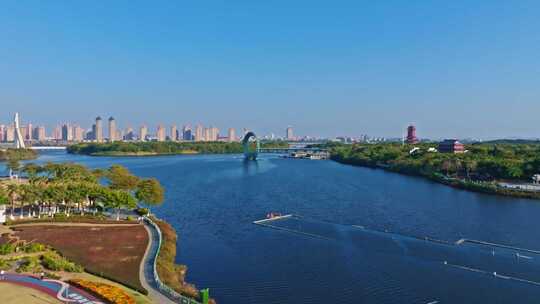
333, 158, 540, 201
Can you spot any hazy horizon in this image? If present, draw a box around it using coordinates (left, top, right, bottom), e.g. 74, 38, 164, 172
1, 1, 539, 139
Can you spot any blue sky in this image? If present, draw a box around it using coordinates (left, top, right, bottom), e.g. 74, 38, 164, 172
1, 1, 539, 139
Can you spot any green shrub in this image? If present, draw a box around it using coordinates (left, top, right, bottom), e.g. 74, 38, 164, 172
0, 243, 15, 255
17, 256, 43, 273
24, 243, 46, 253
126, 215, 136, 221
0, 259, 11, 270
41, 252, 83, 272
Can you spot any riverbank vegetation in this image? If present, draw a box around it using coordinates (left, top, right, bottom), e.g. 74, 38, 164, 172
153, 218, 199, 298
0, 148, 37, 162
67, 141, 289, 156
330, 142, 540, 199
0, 162, 164, 221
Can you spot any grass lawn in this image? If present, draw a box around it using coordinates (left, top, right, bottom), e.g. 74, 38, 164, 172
0, 282, 61, 304
12, 225, 148, 293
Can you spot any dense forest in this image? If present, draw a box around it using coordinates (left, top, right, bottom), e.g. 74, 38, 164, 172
330, 143, 540, 182
67, 141, 289, 156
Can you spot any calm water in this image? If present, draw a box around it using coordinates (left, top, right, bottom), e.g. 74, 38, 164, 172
9, 151, 540, 303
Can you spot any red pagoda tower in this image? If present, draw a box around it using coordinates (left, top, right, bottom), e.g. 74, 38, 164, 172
405, 125, 418, 144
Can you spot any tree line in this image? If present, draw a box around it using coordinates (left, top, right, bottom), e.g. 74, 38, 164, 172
0, 162, 164, 221
330, 142, 540, 181
67, 141, 289, 156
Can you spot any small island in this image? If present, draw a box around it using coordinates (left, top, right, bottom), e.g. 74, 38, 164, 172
67, 141, 289, 156
330, 142, 540, 200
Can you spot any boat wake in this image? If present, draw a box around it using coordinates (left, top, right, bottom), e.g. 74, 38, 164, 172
253, 214, 540, 287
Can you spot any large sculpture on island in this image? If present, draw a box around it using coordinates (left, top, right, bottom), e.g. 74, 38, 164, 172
14, 112, 26, 149
242, 131, 259, 160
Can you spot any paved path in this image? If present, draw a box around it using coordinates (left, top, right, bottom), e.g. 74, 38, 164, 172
140, 222, 176, 304
0, 273, 104, 303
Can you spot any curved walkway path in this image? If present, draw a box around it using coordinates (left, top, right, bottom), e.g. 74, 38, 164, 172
0, 273, 104, 303
140, 221, 176, 304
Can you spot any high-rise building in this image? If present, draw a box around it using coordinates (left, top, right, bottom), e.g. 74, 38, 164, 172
156, 125, 166, 142
203, 128, 211, 142
124, 127, 135, 141
182, 125, 193, 141
5, 126, 15, 142
0, 125, 5, 142
73, 125, 85, 142
195, 125, 204, 141
26, 123, 32, 140
228, 128, 236, 142
95, 116, 103, 142
207, 126, 219, 141
286, 126, 294, 140
61, 124, 73, 141
140, 125, 148, 141
108, 116, 117, 142
170, 125, 177, 141
405, 125, 418, 144
33, 126, 46, 141
53, 125, 62, 141
20, 126, 27, 140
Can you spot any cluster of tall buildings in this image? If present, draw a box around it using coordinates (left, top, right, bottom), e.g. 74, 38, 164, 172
1, 113, 299, 144
82, 116, 241, 143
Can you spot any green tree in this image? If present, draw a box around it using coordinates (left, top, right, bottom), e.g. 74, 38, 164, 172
136, 178, 164, 214
107, 165, 140, 192
103, 189, 137, 221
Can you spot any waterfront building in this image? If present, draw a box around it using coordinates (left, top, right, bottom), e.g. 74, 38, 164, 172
204, 128, 211, 142
183, 125, 193, 141
5, 126, 15, 142
61, 124, 73, 141
195, 125, 204, 141
73, 125, 85, 142
53, 125, 62, 141
209, 127, 219, 141
33, 126, 46, 141
438, 139, 465, 153
0, 125, 5, 142
156, 125, 166, 142
124, 127, 135, 141
171, 125, 178, 141
95, 116, 103, 143
108, 116, 117, 142
406, 125, 419, 144
20, 126, 27, 141
286, 126, 294, 140
140, 125, 148, 141
25, 123, 32, 140
228, 128, 236, 142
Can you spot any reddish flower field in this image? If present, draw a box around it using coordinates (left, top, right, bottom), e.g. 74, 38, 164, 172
13, 225, 148, 292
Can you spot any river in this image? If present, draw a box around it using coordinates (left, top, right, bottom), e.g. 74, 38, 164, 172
8, 151, 540, 303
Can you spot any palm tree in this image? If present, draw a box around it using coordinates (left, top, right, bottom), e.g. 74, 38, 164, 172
6, 183, 19, 220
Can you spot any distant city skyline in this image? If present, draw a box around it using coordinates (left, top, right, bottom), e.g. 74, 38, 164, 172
2, 2, 540, 139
